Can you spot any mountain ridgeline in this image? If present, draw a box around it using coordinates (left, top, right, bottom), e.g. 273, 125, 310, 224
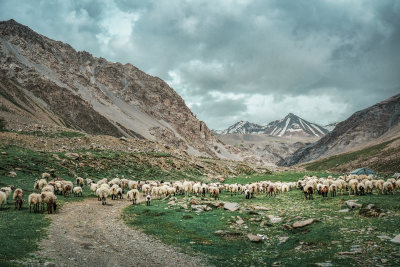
215, 113, 329, 138
0, 19, 238, 160
280, 93, 400, 166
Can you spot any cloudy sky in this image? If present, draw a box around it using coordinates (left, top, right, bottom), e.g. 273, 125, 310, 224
1, 0, 399, 129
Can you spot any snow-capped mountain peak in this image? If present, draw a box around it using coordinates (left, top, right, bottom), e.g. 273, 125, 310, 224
215, 113, 329, 137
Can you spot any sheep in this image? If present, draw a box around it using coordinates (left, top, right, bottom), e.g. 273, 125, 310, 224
281, 184, 289, 193
28, 193, 41, 213
365, 181, 374, 194
128, 180, 138, 190
38, 179, 48, 190
334, 179, 346, 195
329, 184, 337, 197
40, 192, 57, 214
267, 184, 276, 197
85, 178, 93, 186
0, 191, 7, 209
183, 181, 193, 197
90, 183, 99, 196
120, 179, 129, 192
42, 172, 51, 180
375, 179, 385, 194
13, 188, 24, 210
304, 184, 314, 200
97, 178, 108, 186
42, 185, 55, 193
0, 186, 13, 199
146, 194, 151, 206
62, 181, 73, 197
348, 179, 358, 195
245, 189, 251, 199
229, 184, 239, 196
110, 185, 121, 200
99, 187, 110, 205
201, 184, 208, 197
76, 177, 84, 187
209, 186, 219, 200
383, 182, 394, 195
73, 186, 83, 197
357, 183, 365, 196
142, 184, 151, 195
127, 189, 140, 205
193, 183, 202, 197
321, 185, 329, 198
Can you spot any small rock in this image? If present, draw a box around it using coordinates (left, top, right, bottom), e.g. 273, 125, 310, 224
377, 235, 391, 240
381, 259, 388, 263
345, 200, 362, 209
254, 206, 269, 211
7, 171, 17, 177
338, 209, 350, 213
44, 262, 56, 267
267, 215, 282, 224
190, 198, 201, 205
119, 136, 128, 141
191, 205, 206, 212
344, 217, 352, 220
214, 230, 227, 235
278, 236, 289, 244
236, 219, 244, 225
390, 234, 400, 244
292, 218, 314, 228
247, 234, 262, 243
224, 202, 240, 212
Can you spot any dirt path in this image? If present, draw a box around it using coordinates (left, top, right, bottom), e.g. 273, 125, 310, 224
37, 197, 210, 267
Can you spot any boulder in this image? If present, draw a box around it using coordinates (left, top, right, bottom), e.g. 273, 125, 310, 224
247, 234, 262, 243
65, 152, 80, 160
191, 205, 205, 212
390, 234, 400, 244
292, 219, 314, 228
224, 202, 240, 212
345, 200, 362, 209
267, 215, 282, 223
190, 198, 201, 205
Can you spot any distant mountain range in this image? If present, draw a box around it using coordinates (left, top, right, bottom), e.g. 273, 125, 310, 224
214, 113, 329, 138
280, 93, 400, 166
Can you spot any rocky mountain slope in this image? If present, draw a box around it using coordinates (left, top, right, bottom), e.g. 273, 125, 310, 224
323, 122, 339, 132
214, 121, 267, 135
280, 93, 400, 166
0, 19, 237, 160
215, 113, 328, 138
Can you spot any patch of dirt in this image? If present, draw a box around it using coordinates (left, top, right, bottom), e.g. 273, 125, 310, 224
36, 198, 210, 267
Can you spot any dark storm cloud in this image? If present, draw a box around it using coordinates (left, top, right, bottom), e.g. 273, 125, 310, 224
1, 0, 399, 129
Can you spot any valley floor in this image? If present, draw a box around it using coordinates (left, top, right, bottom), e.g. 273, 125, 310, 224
30, 198, 208, 267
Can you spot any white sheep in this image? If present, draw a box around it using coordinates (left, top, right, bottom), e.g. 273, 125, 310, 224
42, 185, 55, 193
303, 184, 314, 200
41, 172, 51, 180
229, 184, 238, 196
99, 187, 110, 205
183, 181, 193, 197
76, 177, 84, 187
73, 186, 83, 197
127, 189, 140, 204
0, 191, 7, 209
90, 183, 99, 196
28, 193, 41, 213
13, 188, 24, 210
383, 182, 394, 195
146, 194, 151, 206
142, 184, 151, 195
40, 192, 57, 214
0, 186, 13, 198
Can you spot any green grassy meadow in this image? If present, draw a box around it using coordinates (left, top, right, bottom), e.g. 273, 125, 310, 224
123, 173, 400, 266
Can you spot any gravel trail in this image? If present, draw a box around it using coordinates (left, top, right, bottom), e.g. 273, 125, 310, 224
37, 198, 210, 267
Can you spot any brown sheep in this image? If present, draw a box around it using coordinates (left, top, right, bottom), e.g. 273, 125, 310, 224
13, 188, 24, 210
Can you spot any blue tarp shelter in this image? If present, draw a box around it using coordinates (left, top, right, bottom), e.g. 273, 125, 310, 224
350, 167, 375, 177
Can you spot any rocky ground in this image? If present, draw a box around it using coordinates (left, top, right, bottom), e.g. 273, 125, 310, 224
33, 197, 210, 267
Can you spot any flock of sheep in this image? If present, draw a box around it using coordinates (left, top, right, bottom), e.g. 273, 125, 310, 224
1, 173, 399, 214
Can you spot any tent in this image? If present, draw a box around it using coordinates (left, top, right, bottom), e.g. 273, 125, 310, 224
350, 167, 375, 177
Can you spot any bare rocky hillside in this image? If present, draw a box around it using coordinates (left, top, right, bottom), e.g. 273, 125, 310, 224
0, 19, 238, 160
